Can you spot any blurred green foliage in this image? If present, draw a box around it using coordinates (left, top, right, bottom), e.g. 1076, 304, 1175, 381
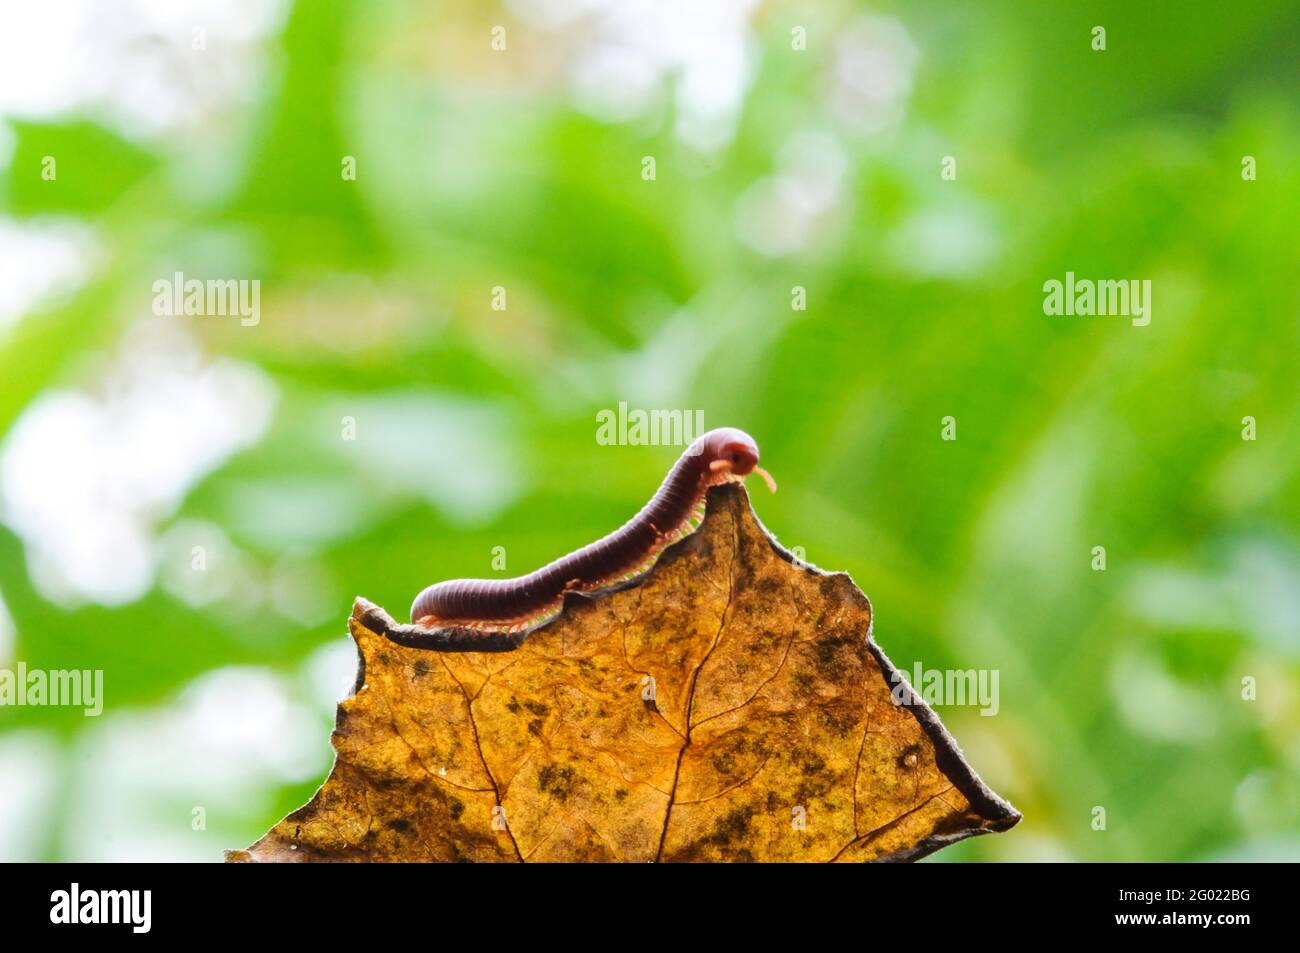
0, 0, 1297, 861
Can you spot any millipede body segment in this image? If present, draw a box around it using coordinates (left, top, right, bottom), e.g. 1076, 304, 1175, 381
408, 427, 775, 638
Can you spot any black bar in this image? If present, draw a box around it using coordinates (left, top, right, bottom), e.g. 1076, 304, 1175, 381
3, 862, 1282, 940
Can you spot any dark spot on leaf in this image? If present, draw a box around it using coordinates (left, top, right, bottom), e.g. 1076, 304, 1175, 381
816, 640, 839, 668
705, 806, 754, 847
538, 764, 576, 800
817, 705, 858, 733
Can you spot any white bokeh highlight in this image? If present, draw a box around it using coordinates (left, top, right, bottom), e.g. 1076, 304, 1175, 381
0, 320, 276, 605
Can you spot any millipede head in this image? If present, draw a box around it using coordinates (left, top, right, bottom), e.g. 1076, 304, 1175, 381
704, 428, 776, 492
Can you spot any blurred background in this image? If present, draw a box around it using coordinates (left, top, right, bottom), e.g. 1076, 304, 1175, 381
0, 0, 1296, 862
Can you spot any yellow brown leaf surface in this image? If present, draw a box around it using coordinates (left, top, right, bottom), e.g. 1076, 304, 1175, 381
228, 484, 1019, 862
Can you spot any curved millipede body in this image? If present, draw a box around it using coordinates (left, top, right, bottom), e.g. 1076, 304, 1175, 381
406, 427, 775, 646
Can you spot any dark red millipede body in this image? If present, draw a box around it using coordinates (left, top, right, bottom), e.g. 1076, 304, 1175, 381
406, 427, 776, 644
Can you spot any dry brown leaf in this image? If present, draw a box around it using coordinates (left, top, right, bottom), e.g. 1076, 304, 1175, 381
228, 484, 1019, 862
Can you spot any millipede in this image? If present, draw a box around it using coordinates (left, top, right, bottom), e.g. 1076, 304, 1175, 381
400, 427, 775, 650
